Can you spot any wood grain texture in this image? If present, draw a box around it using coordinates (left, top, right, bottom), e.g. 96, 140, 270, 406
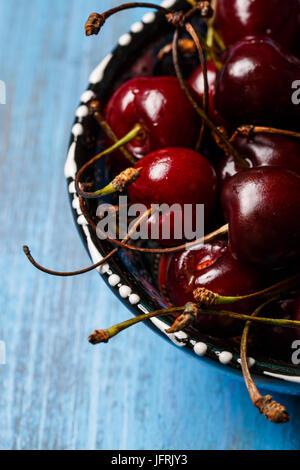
0, 0, 300, 450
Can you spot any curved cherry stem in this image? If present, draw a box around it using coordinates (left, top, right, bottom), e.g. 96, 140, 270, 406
85, 3, 171, 36
185, 21, 208, 151
193, 273, 300, 306
75, 124, 145, 199
23, 208, 152, 277
240, 299, 290, 423
172, 27, 249, 170
89, 301, 300, 345
80, 196, 229, 254
88, 99, 136, 165
230, 125, 300, 142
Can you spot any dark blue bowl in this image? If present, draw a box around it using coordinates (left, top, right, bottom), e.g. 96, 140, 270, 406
65, 0, 300, 395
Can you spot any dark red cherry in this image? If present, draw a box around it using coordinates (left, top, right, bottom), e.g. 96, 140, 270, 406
255, 297, 300, 360
162, 238, 269, 334
222, 167, 300, 266
128, 147, 217, 245
215, 0, 300, 53
214, 37, 300, 127
105, 76, 201, 160
218, 132, 300, 188
188, 61, 227, 127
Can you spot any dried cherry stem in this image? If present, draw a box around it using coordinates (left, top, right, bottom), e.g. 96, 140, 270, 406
88, 99, 136, 165
89, 306, 183, 344
75, 123, 145, 199
172, 27, 249, 170
23, 208, 152, 277
85, 3, 171, 36
240, 300, 290, 423
230, 125, 300, 142
193, 273, 300, 306
80, 196, 229, 254
89, 301, 300, 345
185, 21, 208, 150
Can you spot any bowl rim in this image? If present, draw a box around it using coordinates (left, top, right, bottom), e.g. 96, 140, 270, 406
64, 0, 300, 387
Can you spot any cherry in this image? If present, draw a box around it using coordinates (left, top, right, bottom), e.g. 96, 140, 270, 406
214, 37, 300, 127
162, 238, 269, 334
221, 166, 300, 266
215, 0, 300, 53
218, 132, 300, 187
254, 297, 300, 359
188, 61, 227, 127
104, 76, 201, 160
127, 147, 217, 245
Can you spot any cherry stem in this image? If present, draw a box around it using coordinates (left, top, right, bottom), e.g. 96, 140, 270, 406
231, 125, 300, 142
88, 99, 136, 165
85, 3, 171, 36
157, 37, 222, 69
212, 28, 225, 51
201, 308, 300, 329
185, 21, 208, 151
194, 273, 300, 306
89, 306, 183, 344
23, 208, 152, 277
240, 299, 290, 423
172, 27, 249, 170
80, 197, 229, 254
89, 301, 300, 345
75, 124, 145, 199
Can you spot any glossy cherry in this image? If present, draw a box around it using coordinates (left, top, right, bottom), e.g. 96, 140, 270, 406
188, 61, 227, 127
163, 238, 269, 334
105, 76, 201, 160
215, 0, 300, 53
214, 37, 300, 127
255, 296, 300, 359
128, 147, 217, 245
222, 166, 300, 266
218, 132, 300, 188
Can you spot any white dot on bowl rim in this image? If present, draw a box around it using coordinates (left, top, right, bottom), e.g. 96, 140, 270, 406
118, 33, 132, 46
131, 21, 144, 33
72, 197, 80, 210
119, 285, 132, 298
129, 294, 140, 305
72, 123, 84, 137
76, 105, 89, 119
194, 342, 208, 356
80, 90, 96, 103
219, 351, 233, 364
108, 274, 121, 287
238, 357, 256, 368
161, 0, 176, 7
142, 12, 156, 24
100, 263, 110, 274
68, 181, 76, 193
174, 331, 188, 340
77, 215, 88, 226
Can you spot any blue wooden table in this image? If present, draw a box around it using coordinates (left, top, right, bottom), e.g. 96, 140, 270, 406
0, 0, 300, 450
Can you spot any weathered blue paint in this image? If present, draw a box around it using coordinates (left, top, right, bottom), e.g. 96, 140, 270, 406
0, 0, 299, 450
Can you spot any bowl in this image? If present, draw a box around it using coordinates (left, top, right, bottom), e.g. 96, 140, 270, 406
65, 0, 300, 395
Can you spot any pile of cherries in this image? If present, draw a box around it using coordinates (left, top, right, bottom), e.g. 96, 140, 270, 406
90, 0, 300, 358
25, 0, 300, 423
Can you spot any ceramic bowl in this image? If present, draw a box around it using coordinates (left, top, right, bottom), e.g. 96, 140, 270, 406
65, 0, 300, 395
